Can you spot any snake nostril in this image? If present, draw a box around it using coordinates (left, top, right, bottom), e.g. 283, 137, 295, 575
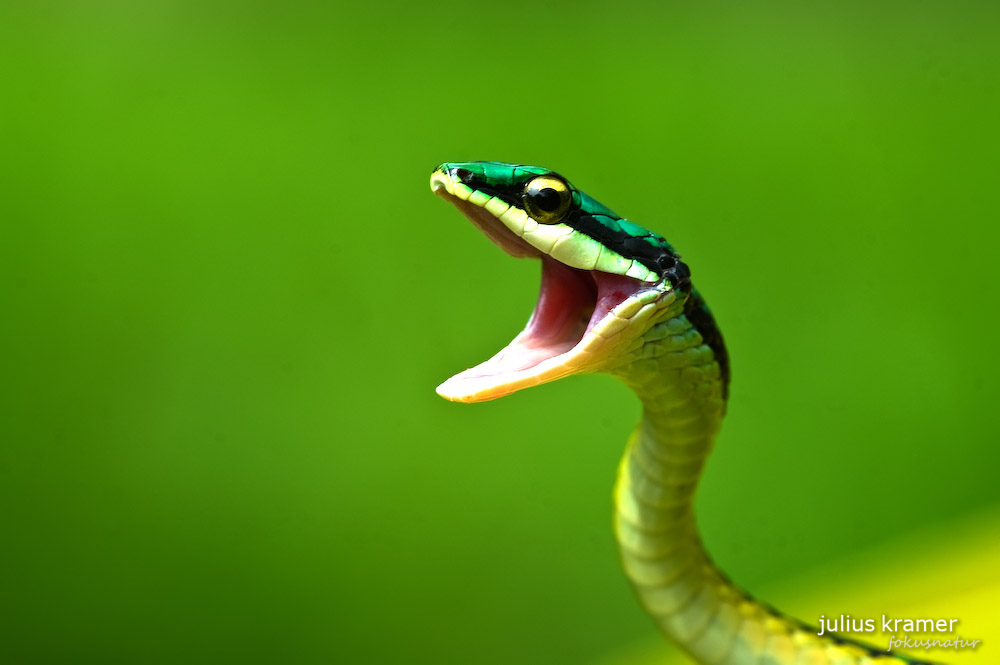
451, 167, 473, 183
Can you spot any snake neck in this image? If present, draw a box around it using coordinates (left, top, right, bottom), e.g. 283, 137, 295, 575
608, 293, 919, 665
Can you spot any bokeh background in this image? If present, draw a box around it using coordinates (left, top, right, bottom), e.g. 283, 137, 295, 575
2, 2, 998, 664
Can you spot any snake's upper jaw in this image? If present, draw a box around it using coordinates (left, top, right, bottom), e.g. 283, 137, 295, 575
433, 183, 666, 404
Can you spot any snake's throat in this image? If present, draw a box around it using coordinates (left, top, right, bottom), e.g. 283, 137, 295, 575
435, 188, 650, 403
438, 262, 645, 402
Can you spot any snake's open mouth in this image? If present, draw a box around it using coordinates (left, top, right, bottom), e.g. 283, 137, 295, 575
433, 183, 662, 403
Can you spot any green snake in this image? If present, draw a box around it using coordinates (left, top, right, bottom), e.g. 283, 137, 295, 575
430, 162, 937, 665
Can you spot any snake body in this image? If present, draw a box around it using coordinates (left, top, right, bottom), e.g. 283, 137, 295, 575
430, 162, 936, 665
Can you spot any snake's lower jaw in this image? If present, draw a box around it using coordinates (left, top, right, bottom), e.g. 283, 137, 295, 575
435, 325, 604, 403
437, 258, 665, 403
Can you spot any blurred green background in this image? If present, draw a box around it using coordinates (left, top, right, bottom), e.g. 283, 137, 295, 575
2, 2, 998, 664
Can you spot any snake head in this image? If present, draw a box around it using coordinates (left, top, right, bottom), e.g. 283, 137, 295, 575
431, 161, 691, 403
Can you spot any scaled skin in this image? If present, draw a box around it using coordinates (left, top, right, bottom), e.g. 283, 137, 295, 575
432, 162, 935, 665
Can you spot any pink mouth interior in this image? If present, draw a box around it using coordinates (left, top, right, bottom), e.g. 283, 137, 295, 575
438, 191, 646, 385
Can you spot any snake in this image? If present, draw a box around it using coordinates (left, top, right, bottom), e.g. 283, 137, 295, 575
429, 162, 939, 665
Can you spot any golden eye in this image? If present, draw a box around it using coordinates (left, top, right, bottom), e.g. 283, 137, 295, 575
523, 175, 573, 224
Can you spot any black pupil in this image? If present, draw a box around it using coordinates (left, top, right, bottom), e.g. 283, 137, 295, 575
533, 187, 561, 212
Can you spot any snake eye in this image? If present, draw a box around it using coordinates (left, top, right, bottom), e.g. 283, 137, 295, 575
523, 175, 573, 224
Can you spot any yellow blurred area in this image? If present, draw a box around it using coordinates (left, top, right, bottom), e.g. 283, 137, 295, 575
593, 505, 1000, 664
